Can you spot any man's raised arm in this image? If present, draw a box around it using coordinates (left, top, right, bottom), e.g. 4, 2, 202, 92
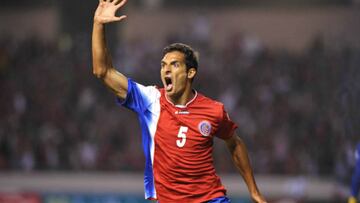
92, 0, 128, 100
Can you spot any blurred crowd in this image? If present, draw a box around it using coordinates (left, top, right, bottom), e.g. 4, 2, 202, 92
0, 29, 359, 182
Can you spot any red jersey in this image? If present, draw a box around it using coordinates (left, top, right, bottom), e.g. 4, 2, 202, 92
119, 79, 237, 202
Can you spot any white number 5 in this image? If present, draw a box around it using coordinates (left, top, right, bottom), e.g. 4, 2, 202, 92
176, 126, 188, 148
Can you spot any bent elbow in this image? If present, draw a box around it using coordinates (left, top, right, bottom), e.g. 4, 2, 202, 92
92, 68, 106, 78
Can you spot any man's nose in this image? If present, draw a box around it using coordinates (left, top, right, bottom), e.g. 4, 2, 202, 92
163, 65, 171, 73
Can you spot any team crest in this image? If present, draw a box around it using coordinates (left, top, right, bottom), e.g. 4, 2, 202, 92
198, 120, 212, 137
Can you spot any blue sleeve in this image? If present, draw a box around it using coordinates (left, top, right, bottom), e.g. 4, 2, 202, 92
116, 78, 158, 113
351, 144, 360, 197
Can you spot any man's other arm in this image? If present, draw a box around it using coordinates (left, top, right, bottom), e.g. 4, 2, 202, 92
225, 132, 267, 203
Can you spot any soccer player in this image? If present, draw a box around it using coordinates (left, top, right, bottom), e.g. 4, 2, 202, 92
349, 143, 360, 203
92, 0, 267, 202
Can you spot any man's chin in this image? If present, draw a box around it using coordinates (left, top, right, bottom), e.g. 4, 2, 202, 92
164, 85, 174, 93
165, 90, 177, 100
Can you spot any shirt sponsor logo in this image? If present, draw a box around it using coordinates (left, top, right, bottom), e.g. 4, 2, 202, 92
198, 120, 211, 137
175, 110, 190, 115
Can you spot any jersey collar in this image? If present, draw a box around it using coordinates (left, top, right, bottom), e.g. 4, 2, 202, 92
165, 90, 198, 108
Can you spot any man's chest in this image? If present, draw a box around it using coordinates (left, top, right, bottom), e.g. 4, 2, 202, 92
154, 105, 220, 150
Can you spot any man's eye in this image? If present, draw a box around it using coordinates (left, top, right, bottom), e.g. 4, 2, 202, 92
173, 63, 180, 68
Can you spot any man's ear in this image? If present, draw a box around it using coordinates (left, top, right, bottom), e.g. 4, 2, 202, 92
187, 68, 197, 79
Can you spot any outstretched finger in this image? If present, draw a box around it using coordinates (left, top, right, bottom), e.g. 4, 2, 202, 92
112, 0, 121, 5
113, 15, 127, 22
114, 0, 127, 7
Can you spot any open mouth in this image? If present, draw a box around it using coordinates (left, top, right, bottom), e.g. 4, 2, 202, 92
164, 76, 173, 91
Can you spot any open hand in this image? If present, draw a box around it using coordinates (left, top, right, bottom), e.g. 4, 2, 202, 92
251, 193, 267, 203
94, 0, 127, 24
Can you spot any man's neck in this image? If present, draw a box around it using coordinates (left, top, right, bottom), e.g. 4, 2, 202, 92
167, 87, 195, 106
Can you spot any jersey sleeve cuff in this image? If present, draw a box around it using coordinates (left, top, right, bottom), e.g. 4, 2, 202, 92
115, 78, 132, 106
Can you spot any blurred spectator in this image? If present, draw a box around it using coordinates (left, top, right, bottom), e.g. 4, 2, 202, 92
0, 30, 357, 182
348, 143, 360, 203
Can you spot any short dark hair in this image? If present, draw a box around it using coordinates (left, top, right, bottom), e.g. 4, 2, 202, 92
163, 43, 199, 71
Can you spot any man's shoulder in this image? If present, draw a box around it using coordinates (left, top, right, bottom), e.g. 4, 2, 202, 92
197, 92, 224, 107
131, 82, 161, 101
195, 92, 225, 117
135, 82, 160, 93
